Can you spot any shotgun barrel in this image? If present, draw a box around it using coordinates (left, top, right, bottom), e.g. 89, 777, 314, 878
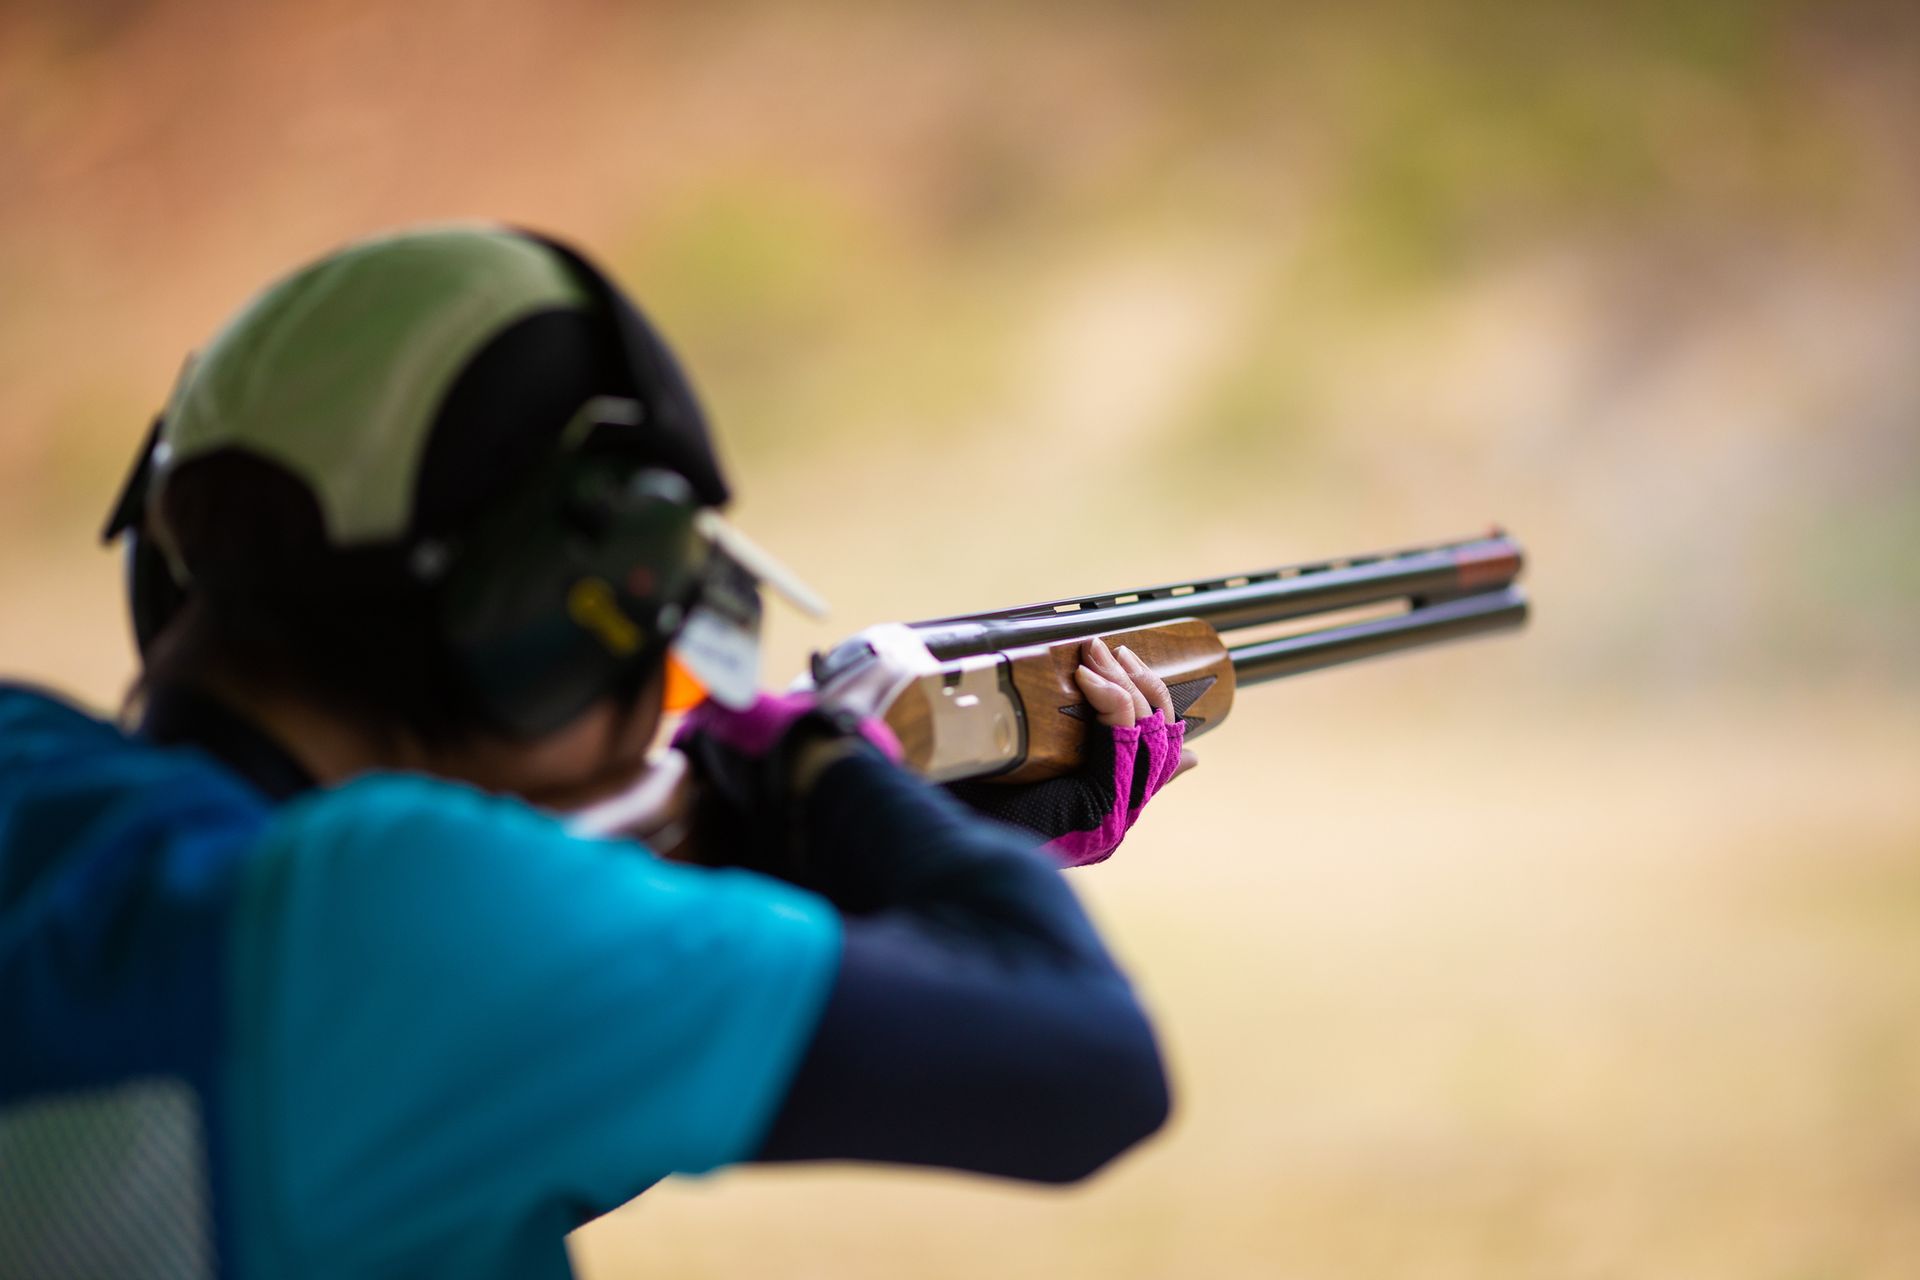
1228, 585, 1529, 686
904, 532, 1522, 661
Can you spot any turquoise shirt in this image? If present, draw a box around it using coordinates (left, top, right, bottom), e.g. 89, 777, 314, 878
0, 686, 841, 1278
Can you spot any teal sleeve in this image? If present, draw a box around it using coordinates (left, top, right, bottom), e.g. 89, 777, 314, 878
221, 774, 840, 1280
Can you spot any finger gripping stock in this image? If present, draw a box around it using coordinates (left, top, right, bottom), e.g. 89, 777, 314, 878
996, 618, 1234, 784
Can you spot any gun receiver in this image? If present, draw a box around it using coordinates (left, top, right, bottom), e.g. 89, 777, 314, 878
812, 531, 1528, 783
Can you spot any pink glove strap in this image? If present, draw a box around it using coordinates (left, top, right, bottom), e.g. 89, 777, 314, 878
1044, 712, 1184, 869
1127, 714, 1186, 829
1044, 723, 1141, 869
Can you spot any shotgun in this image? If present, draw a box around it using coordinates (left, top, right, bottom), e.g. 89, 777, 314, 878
809, 530, 1528, 783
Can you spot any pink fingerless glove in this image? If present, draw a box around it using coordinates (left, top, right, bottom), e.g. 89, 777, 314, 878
1045, 712, 1186, 868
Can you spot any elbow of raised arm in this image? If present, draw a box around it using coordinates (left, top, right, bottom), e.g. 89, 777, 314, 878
1026, 989, 1172, 1185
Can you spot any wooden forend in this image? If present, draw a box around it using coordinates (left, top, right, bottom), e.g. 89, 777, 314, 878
992, 617, 1236, 783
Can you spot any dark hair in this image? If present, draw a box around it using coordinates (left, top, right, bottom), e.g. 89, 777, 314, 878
137, 451, 486, 747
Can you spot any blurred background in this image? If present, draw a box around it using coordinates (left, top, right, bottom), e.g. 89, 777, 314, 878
4, 0, 1918, 1274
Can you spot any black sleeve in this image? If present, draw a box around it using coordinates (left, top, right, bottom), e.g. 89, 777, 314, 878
752, 750, 1170, 1183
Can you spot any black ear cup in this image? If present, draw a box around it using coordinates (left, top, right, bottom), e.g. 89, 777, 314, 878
124, 527, 190, 659
102, 414, 185, 660
437, 462, 709, 738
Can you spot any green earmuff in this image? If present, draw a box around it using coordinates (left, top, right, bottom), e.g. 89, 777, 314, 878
436, 457, 711, 738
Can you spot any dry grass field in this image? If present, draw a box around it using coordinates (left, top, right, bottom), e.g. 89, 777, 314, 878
553, 446, 1920, 1277
573, 686, 1920, 1280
